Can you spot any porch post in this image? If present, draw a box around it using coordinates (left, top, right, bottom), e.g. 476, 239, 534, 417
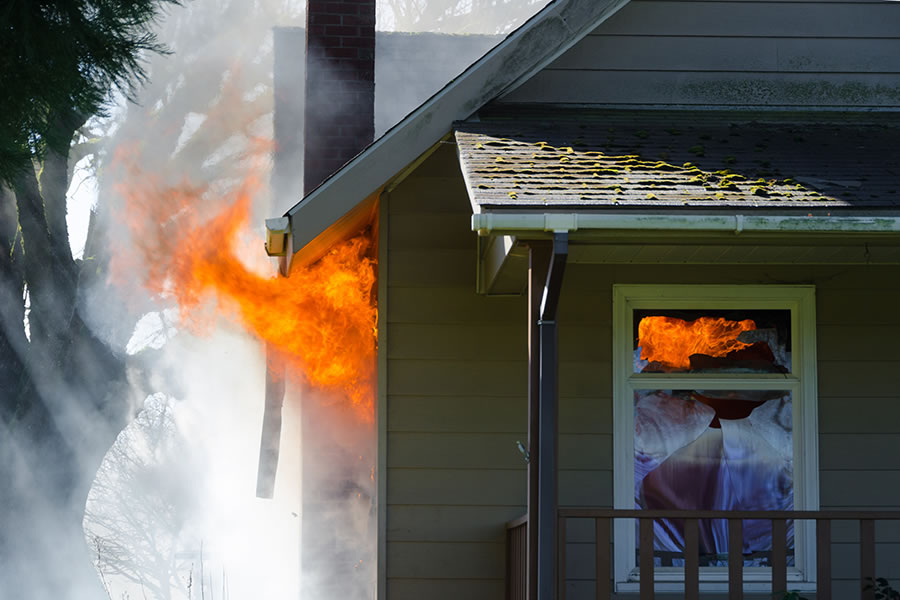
537, 233, 568, 600
527, 242, 551, 600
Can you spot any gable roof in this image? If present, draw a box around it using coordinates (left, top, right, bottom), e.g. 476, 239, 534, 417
280, 0, 632, 267
456, 108, 900, 211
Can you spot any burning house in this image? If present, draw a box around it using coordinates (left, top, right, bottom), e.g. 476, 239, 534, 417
261, 0, 900, 599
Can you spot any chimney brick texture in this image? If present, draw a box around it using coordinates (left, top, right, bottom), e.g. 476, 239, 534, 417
303, 0, 375, 195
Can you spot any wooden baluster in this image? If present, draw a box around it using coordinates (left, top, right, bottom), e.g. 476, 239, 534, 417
596, 518, 610, 600
558, 517, 567, 600
684, 518, 699, 600
640, 518, 654, 600
861, 519, 875, 600
521, 525, 526, 600
771, 519, 787, 598
817, 519, 832, 600
728, 519, 743, 600
506, 527, 512, 600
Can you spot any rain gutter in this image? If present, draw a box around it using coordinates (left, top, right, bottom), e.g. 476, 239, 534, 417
472, 213, 900, 236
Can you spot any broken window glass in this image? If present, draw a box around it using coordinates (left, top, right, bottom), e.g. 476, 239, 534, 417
634, 389, 794, 568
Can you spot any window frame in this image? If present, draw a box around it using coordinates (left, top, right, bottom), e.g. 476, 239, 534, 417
612, 284, 819, 588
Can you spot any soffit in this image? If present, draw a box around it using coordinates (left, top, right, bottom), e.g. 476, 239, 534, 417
456, 108, 900, 211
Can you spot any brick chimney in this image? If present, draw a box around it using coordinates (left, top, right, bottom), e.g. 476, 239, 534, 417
303, 0, 376, 195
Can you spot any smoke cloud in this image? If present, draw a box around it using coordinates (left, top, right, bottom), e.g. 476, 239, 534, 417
0, 2, 551, 599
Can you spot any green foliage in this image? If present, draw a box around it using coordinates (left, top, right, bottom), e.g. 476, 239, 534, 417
776, 592, 809, 600
0, 0, 182, 182
777, 577, 900, 600
866, 577, 900, 600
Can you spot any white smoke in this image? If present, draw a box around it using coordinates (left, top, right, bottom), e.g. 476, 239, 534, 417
32, 2, 556, 600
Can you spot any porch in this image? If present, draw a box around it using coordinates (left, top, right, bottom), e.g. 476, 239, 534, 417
506, 509, 900, 600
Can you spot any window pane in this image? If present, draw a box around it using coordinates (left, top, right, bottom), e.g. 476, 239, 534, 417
633, 309, 791, 374
634, 389, 794, 568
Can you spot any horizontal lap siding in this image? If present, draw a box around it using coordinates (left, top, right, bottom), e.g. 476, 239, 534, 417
501, 0, 900, 108
385, 146, 900, 597
386, 145, 528, 599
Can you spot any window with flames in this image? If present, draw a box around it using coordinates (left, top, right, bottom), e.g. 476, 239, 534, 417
612, 285, 819, 584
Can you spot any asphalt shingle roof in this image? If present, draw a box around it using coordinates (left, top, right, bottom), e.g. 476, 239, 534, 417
455, 109, 900, 211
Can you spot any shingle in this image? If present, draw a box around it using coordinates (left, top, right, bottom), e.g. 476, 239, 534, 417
454, 108, 900, 210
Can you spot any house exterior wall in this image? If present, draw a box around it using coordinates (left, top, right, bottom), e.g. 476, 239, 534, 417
383, 146, 900, 599
500, 0, 900, 108
384, 143, 527, 600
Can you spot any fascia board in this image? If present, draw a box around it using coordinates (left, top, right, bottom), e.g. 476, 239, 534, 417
285, 0, 633, 256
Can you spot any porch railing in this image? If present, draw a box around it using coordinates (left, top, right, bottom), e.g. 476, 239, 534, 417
506, 514, 528, 600
506, 509, 900, 600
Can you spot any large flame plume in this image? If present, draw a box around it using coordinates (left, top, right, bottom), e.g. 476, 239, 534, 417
112, 146, 377, 419
638, 316, 756, 370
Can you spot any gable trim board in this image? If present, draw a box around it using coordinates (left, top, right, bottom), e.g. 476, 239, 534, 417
279, 0, 632, 270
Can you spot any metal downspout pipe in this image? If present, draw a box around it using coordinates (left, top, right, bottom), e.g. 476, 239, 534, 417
537, 232, 569, 600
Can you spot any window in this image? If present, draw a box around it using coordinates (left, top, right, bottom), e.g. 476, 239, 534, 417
612, 285, 819, 591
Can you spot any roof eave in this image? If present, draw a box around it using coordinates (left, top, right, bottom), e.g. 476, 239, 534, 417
472, 212, 900, 238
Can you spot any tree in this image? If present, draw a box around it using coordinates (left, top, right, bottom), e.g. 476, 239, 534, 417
0, 1, 184, 597
1, 0, 306, 594
85, 394, 201, 600
0, 0, 183, 182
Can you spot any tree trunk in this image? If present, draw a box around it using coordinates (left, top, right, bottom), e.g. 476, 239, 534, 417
0, 113, 134, 598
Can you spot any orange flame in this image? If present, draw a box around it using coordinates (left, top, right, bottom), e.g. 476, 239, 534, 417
638, 316, 756, 370
112, 146, 377, 419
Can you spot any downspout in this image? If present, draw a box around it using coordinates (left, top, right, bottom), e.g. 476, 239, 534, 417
537, 232, 568, 600
526, 243, 551, 600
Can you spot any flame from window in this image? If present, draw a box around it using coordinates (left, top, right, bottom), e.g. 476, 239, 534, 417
638, 316, 756, 370
111, 144, 377, 420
